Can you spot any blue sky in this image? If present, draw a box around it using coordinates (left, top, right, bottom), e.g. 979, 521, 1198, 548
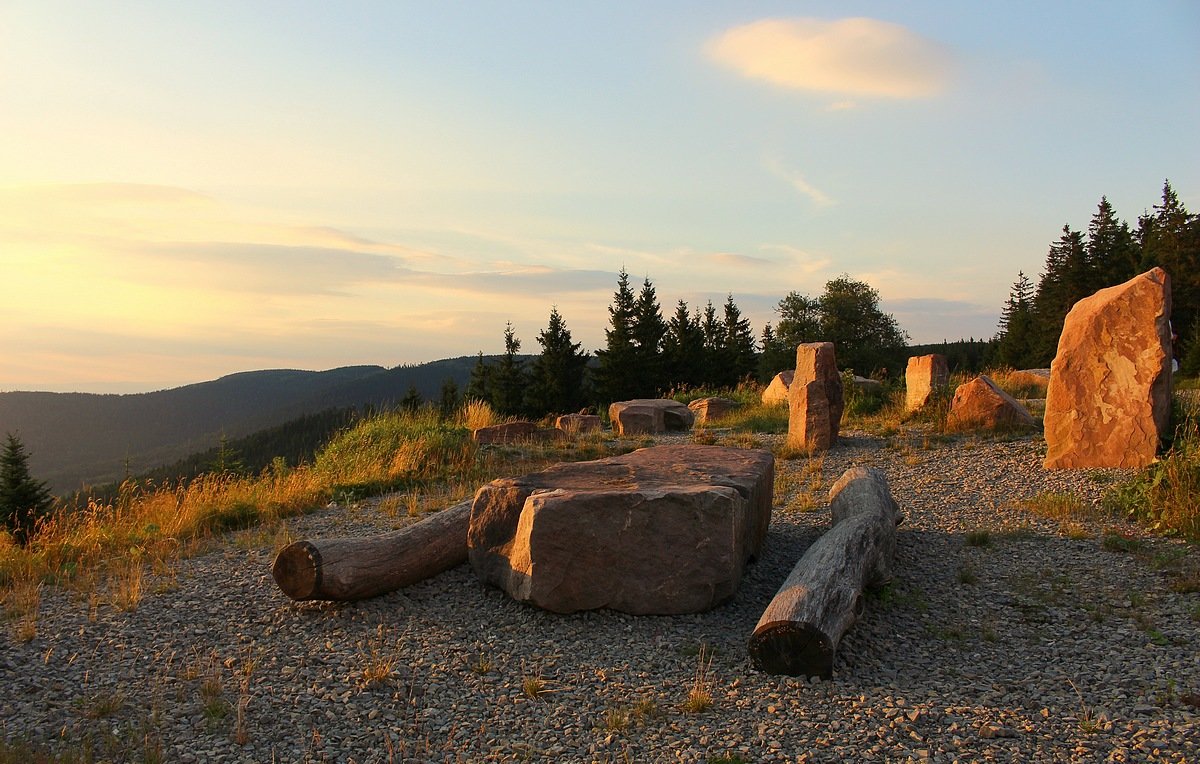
2, 1, 1197, 392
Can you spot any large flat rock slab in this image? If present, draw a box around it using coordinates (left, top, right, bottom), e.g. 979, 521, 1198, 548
467, 444, 774, 615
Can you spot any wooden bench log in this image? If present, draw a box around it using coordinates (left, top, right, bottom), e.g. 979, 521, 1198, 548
271, 499, 472, 601
748, 466, 900, 678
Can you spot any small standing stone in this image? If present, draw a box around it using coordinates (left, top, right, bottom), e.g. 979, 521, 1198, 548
787, 342, 843, 452
905, 354, 949, 412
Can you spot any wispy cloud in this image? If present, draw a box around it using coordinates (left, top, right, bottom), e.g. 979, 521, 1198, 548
709, 252, 774, 268
708, 17, 954, 99
757, 244, 833, 275
764, 159, 835, 207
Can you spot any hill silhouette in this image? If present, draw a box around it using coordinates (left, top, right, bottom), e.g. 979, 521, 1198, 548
0, 355, 509, 493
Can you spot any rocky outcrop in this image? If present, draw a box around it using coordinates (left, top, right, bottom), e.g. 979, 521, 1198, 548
787, 343, 843, 452
945, 375, 1036, 432
1044, 268, 1173, 469
688, 397, 740, 424
761, 371, 794, 407
608, 399, 694, 435
905, 355, 949, 412
472, 422, 565, 445
555, 413, 602, 434
467, 445, 775, 614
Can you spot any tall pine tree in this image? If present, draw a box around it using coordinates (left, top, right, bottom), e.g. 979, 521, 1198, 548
662, 300, 705, 390
631, 277, 669, 396
527, 307, 590, 415
718, 294, 757, 387
594, 269, 640, 403
1139, 180, 1199, 356
492, 322, 528, 416
1031, 225, 1088, 364
994, 271, 1037, 369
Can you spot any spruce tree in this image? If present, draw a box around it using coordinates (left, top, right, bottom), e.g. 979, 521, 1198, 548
466, 351, 493, 405
594, 269, 640, 403
492, 322, 528, 416
630, 277, 668, 396
1, 433, 53, 546
662, 300, 705, 390
699, 300, 722, 387
757, 323, 790, 383
527, 307, 590, 415
994, 272, 1037, 369
399, 385, 422, 412
1085, 196, 1137, 288
438, 378, 460, 421
1031, 225, 1088, 364
718, 294, 757, 387
1140, 180, 1199, 356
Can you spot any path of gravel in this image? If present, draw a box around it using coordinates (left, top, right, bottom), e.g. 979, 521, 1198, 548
2, 432, 1197, 763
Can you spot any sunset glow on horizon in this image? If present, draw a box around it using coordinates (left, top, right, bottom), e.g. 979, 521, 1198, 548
3, 2, 1197, 393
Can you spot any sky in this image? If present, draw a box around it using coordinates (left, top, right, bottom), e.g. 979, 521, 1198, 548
2, 1, 1198, 393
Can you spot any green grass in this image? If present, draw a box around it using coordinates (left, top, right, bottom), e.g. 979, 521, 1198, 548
1102, 399, 1200, 540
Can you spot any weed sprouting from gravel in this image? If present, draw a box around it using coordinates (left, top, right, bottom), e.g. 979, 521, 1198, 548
682, 644, 714, 713
964, 529, 991, 547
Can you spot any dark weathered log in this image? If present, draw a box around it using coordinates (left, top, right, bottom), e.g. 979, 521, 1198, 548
271, 499, 472, 601
748, 466, 900, 678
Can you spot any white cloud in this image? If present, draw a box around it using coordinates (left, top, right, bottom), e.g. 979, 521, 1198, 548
708, 17, 954, 98
764, 159, 835, 207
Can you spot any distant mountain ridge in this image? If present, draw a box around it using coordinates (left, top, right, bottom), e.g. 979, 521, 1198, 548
0, 356, 501, 493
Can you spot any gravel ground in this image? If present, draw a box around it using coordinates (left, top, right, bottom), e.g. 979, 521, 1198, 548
2, 431, 1197, 763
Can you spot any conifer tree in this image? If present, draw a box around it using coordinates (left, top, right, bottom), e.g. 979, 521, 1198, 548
1085, 196, 1137, 288
399, 385, 422, 412
994, 272, 1037, 369
527, 307, 590, 415
594, 269, 640, 403
662, 300, 705, 390
492, 322, 528, 416
718, 294, 757, 387
631, 277, 669, 396
466, 352, 492, 405
699, 300, 722, 387
757, 323, 789, 383
438, 378, 460, 421
1, 433, 53, 546
1139, 180, 1199, 355
1031, 225, 1088, 364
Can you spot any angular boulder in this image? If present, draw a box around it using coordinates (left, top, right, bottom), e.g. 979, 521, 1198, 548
905, 354, 949, 412
472, 421, 566, 445
852, 375, 885, 394
787, 343, 844, 452
945, 375, 1036, 432
1044, 268, 1173, 469
761, 371, 794, 407
608, 399, 694, 436
688, 396, 740, 424
467, 445, 775, 615
555, 413, 602, 435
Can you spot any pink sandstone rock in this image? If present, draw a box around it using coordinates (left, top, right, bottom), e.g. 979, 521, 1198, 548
905, 354, 950, 412
554, 413, 602, 434
688, 397, 740, 424
945, 375, 1036, 432
1043, 268, 1173, 469
467, 445, 775, 614
761, 371, 794, 407
608, 399, 694, 435
787, 343, 844, 452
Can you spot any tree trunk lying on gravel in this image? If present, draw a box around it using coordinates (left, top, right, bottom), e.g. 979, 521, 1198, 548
748, 466, 900, 678
271, 499, 472, 601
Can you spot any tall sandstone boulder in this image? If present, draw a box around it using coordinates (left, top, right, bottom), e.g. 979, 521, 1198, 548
1043, 268, 1173, 469
905, 354, 949, 412
787, 343, 844, 452
467, 445, 775, 615
945, 375, 1036, 432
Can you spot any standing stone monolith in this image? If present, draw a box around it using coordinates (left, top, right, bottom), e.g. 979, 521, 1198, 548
905, 354, 949, 412
787, 343, 843, 452
1043, 268, 1173, 469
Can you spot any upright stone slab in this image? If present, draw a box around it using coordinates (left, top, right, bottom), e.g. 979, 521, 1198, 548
945, 375, 1036, 432
1044, 268, 1173, 469
467, 445, 775, 615
787, 343, 844, 452
905, 354, 949, 412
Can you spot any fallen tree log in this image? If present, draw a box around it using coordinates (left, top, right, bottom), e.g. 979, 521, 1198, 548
271, 498, 473, 601
748, 466, 900, 678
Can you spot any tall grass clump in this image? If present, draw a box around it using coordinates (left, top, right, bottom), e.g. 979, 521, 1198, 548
1102, 399, 1200, 540
312, 408, 477, 497
986, 368, 1050, 400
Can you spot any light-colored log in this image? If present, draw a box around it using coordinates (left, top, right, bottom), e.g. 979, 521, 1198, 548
271, 499, 472, 601
748, 467, 900, 678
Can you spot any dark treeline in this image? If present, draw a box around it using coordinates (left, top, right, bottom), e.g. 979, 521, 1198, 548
466, 269, 909, 418
995, 180, 1199, 372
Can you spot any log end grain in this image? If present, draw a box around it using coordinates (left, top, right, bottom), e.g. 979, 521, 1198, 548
271, 540, 323, 601
748, 620, 834, 679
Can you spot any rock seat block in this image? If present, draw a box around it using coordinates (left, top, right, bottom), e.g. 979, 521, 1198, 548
467, 444, 774, 615
608, 399, 695, 435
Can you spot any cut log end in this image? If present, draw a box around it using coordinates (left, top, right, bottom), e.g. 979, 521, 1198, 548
748, 621, 834, 679
271, 540, 323, 601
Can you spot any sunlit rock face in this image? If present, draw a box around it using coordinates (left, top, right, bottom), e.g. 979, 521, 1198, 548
1043, 268, 1173, 469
